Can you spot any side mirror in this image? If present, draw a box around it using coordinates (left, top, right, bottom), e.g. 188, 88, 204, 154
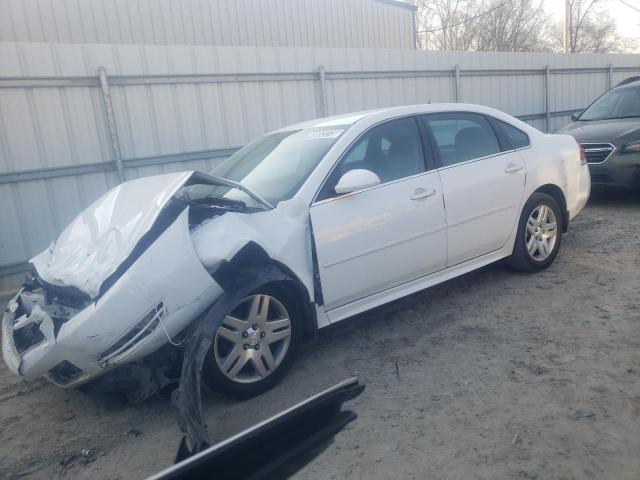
570, 111, 582, 121
334, 169, 381, 195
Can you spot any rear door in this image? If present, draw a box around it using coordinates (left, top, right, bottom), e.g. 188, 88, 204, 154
423, 112, 526, 266
310, 116, 447, 310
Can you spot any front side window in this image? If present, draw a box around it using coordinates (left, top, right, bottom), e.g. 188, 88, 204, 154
579, 84, 640, 121
424, 113, 501, 167
318, 117, 426, 200
210, 126, 346, 205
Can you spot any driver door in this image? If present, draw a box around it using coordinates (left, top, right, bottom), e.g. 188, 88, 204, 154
310, 116, 447, 310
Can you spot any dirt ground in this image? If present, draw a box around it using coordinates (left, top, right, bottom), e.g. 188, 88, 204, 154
1, 190, 639, 480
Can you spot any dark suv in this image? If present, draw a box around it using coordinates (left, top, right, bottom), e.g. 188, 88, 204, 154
558, 77, 640, 190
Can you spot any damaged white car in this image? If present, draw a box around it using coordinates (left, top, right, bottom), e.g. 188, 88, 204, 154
3, 104, 590, 400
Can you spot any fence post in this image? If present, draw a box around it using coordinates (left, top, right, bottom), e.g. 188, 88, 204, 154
544, 65, 551, 133
608, 63, 613, 89
98, 67, 125, 183
454, 64, 461, 102
318, 65, 328, 118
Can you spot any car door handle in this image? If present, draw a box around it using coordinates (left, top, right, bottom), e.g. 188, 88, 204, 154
410, 188, 437, 200
504, 163, 524, 174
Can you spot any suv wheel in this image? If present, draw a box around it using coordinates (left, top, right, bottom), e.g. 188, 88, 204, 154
202, 283, 301, 398
508, 192, 563, 272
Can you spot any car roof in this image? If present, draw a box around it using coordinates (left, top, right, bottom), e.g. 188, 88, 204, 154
271, 103, 517, 133
270, 109, 386, 132
615, 76, 640, 88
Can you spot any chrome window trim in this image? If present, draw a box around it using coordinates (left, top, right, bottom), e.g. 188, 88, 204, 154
310, 111, 533, 206
311, 169, 439, 206
435, 146, 528, 172
424, 111, 530, 169
514, 145, 533, 152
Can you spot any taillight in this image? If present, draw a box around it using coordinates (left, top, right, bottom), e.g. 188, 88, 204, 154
576, 140, 587, 165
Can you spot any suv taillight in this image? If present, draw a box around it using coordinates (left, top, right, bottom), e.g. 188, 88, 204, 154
576, 140, 587, 165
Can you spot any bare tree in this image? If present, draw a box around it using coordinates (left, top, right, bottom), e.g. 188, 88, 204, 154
568, 0, 602, 52
469, 0, 551, 52
549, 0, 637, 53
414, 0, 480, 50
414, 0, 552, 52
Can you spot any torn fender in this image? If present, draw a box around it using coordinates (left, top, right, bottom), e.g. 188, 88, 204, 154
174, 265, 291, 452
190, 207, 315, 302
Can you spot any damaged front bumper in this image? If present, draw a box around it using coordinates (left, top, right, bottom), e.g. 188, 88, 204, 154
2, 209, 223, 389
2, 289, 91, 386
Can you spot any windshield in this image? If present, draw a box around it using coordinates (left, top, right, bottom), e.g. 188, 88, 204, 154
580, 84, 640, 121
210, 126, 347, 205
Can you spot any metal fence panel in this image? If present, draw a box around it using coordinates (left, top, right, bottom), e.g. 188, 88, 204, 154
0, 42, 639, 282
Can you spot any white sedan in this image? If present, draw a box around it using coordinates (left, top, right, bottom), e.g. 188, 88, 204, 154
2, 104, 590, 398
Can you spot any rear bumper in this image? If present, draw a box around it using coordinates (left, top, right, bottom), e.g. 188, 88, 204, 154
567, 164, 591, 221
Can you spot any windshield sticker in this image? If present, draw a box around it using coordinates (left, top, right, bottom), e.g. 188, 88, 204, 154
304, 130, 344, 140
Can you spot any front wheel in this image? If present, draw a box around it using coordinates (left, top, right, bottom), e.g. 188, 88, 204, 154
202, 283, 301, 398
508, 192, 563, 272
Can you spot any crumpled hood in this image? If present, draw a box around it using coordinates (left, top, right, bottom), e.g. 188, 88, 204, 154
31, 171, 194, 299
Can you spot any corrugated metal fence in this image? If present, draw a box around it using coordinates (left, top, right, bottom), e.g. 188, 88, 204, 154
1, 43, 639, 287
0, 0, 416, 49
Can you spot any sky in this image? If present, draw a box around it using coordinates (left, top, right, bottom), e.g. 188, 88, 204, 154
544, 0, 640, 38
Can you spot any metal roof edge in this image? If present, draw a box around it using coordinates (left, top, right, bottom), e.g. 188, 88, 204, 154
372, 0, 418, 11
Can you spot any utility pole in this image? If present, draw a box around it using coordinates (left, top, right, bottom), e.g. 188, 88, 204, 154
563, 0, 571, 53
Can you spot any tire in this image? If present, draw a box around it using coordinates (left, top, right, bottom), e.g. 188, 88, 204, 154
202, 282, 302, 398
508, 192, 563, 273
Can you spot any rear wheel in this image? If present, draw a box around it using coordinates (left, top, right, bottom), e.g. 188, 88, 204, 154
202, 283, 301, 398
508, 192, 563, 272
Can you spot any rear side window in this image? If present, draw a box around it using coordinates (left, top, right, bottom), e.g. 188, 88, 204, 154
424, 113, 501, 167
491, 118, 530, 149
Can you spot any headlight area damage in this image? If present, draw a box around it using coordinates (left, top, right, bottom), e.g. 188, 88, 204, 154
2, 170, 311, 446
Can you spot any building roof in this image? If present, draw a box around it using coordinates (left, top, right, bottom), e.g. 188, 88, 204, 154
374, 0, 418, 11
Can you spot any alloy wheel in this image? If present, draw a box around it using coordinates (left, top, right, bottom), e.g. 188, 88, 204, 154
525, 204, 558, 261
213, 294, 292, 384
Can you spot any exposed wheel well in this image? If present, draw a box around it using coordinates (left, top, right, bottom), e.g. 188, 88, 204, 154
211, 242, 317, 340
533, 184, 568, 232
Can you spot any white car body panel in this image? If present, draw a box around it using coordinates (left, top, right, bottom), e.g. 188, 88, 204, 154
2, 103, 590, 388
311, 170, 446, 310
439, 149, 526, 266
326, 247, 509, 324
190, 202, 315, 302
528, 134, 591, 220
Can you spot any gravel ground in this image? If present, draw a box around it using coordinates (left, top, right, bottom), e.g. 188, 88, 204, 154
1, 190, 639, 480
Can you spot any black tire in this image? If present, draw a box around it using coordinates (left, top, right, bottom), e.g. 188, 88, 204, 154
508, 192, 563, 273
202, 282, 302, 398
